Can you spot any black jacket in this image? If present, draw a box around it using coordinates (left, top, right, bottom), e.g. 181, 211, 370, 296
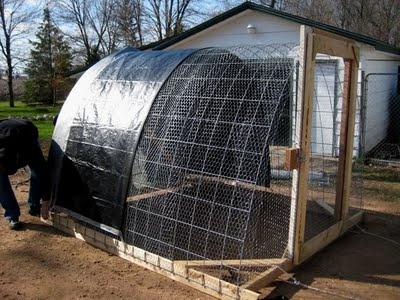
0, 119, 39, 175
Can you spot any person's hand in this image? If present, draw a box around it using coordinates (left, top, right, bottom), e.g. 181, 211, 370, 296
41, 201, 50, 220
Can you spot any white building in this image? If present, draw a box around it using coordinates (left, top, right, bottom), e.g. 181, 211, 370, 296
143, 2, 400, 156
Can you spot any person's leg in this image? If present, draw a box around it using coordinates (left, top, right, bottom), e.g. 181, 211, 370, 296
27, 141, 48, 214
27, 166, 41, 214
0, 170, 21, 220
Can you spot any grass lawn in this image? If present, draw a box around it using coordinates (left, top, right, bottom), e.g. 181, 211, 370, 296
0, 101, 62, 141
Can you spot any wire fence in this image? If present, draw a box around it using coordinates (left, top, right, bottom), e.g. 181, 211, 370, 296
47, 44, 372, 298
118, 44, 364, 295
124, 46, 298, 292
363, 73, 400, 162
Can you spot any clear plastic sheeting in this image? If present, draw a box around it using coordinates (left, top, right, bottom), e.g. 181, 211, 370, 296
49, 47, 195, 229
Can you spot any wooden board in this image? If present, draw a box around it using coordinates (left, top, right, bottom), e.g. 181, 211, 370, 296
127, 184, 192, 202
300, 211, 363, 263
187, 174, 274, 193
240, 259, 292, 292
290, 25, 316, 265
293, 26, 360, 265
285, 148, 300, 170
175, 258, 288, 268
46, 213, 261, 300
312, 34, 359, 61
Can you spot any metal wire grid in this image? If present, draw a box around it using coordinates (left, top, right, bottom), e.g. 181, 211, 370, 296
305, 58, 363, 241
123, 45, 298, 286
363, 73, 400, 160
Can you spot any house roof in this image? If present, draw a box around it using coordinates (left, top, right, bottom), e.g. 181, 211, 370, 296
141, 1, 400, 56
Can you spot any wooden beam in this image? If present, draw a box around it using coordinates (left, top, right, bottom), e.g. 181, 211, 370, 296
240, 259, 292, 292
187, 174, 273, 193
334, 57, 359, 221
313, 34, 359, 62
340, 58, 359, 220
312, 28, 356, 45
290, 25, 315, 265
300, 211, 363, 263
335, 61, 350, 220
126, 184, 192, 202
175, 258, 287, 268
47, 213, 260, 300
292, 27, 360, 263
285, 148, 300, 170
315, 199, 334, 215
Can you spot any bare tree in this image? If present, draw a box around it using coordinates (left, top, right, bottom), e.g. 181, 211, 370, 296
55, 0, 118, 66
116, 0, 144, 47
372, 0, 400, 46
0, 0, 39, 107
284, 0, 335, 24
89, 0, 119, 55
333, 0, 355, 30
146, 0, 199, 41
351, 0, 377, 36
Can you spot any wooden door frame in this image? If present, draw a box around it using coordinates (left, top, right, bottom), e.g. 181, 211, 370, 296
289, 26, 361, 265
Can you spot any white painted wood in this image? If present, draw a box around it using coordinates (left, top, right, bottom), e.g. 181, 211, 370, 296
167, 11, 300, 49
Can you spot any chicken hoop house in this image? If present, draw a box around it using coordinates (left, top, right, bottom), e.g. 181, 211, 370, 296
48, 27, 363, 299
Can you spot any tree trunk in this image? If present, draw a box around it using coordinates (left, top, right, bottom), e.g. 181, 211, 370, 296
6, 43, 14, 107
7, 73, 14, 107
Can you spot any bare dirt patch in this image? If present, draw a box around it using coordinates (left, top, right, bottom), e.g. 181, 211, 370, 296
1, 168, 400, 300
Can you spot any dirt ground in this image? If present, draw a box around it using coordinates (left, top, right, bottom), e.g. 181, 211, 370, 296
1, 168, 400, 300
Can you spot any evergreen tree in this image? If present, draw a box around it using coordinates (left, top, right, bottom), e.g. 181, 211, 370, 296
24, 7, 72, 105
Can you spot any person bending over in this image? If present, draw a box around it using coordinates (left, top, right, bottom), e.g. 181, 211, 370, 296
0, 119, 50, 230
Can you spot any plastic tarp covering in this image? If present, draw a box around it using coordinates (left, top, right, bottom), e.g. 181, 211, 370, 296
49, 47, 195, 230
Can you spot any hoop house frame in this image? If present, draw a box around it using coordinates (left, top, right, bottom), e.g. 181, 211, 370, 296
47, 26, 362, 299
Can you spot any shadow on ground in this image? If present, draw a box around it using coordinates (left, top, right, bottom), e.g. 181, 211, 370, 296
262, 210, 400, 299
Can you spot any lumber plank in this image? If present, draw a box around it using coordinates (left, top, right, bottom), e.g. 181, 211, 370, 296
175, 258, 287, 268
312, 28, 355, 44
187, 174, 274, 193
290, 25, 315, 265
126, 184, 192, 202
300, 211, 363, 262
285, 148, 300, 170
340, 58, 359, 220
334, 56, 359, 221
313, 34, 359, 61
315, 199, 334, 215
47, 213, 260, 300
240, 259, 292, 292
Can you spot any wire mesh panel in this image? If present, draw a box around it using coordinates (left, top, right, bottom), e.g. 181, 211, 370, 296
46, 35, 365, 299
123, 45, 298, 289
364, 73, 400, 160
304, 56, 363, 241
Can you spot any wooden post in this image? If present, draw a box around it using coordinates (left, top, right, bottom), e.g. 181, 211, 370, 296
295, 28, 360, 263
335, 57, 359, 220
289, 25, 315, 265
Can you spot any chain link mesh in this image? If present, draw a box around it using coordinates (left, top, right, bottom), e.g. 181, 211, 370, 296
364, 73, 400, 161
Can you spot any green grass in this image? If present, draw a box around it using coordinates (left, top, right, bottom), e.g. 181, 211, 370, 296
363, 165, 400, 183
0, 101, 62, 140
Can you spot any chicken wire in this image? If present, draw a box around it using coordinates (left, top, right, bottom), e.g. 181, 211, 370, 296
117, 44, 364, 291
49, 42, 363, 297
305, 57, 363, 241
364, 73, 400, 161
123, 45, 298, 287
